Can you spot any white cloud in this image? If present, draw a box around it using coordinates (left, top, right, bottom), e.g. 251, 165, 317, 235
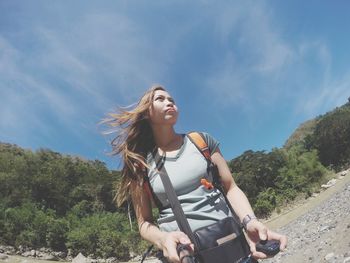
201, 1, 348, 127
295, 71, 350, 118
202, 2, 294, 112
0, 8, 172, 145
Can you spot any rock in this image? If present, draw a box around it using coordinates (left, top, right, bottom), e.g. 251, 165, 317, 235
0, 253, 9, 260
22, 251, 32, 257
340, 171, 348, 176
324, 252, 335, 261
0, 245, 15, 255
142, 257, 163, 263
41, 254, 58, 261
72, 252, 92, 263
106, 257, 118, 263
52, 251, 67, 259
130, 255, 142, 262
319, 225, 330, 232
321, 179, 337, 189
344, 257, 350, 263
39, 247, 51, 253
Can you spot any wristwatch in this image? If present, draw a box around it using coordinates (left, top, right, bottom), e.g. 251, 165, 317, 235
242, 214, 257, 230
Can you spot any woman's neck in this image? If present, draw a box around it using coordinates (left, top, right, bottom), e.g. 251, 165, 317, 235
152, 126, 182, 151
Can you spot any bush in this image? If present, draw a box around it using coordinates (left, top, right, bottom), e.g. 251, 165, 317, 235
96, 230, 129, 259
66, 224, 98, 256
3, 203, 37, 245
66, 212, 133, 258
276, 146, 328, 196
46, 218, 69, 251
15, 230, 39, 248
0, 202, 67, 249
253, 188, 277, 217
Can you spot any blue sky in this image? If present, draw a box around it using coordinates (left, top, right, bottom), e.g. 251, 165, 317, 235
1, 1, 349, 170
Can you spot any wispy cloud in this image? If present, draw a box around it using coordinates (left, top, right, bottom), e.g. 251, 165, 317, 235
0, 7, 170, 148
200, 1, 347, 126
202, 2, 294, 112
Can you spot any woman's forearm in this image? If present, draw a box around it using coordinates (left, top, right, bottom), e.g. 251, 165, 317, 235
226, 184, 255, 222
139, 221, 167, 249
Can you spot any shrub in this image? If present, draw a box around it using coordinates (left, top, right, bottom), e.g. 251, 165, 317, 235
96, 230, 129, 259
66, 212, 132, 258
253, 188, 277, 217
15, 229, 39, 248
46, 218, 69, 251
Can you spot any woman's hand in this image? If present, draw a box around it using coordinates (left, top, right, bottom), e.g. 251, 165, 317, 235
160, 231, 193, 263
245, 220, 287, 259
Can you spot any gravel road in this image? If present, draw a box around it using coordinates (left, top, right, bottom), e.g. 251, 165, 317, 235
264, 172, 350, 263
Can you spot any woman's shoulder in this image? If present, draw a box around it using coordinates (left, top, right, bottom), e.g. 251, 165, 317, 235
187, 131, 217, 141
187, 131, 220, 153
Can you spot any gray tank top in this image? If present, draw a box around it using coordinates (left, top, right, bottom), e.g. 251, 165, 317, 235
147, 132, 232, 232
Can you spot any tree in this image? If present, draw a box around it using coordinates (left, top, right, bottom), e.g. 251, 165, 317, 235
307, 105, 350, 170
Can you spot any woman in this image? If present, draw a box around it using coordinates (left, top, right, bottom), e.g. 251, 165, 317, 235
105, 85, 287, 263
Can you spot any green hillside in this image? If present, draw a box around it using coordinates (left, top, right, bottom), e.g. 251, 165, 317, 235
284, 101, 350, 170
284, 119, 318, 149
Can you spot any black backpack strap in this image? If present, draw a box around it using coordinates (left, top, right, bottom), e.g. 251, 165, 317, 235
157, 153, 200, 251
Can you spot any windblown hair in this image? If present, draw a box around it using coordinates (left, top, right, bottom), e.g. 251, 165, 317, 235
103, 85, 165, 206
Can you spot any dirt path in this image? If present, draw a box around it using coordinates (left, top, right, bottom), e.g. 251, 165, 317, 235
264, 170, 350, 230
264, 171, 350, 263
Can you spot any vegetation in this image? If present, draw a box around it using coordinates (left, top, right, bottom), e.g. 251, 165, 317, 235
0, 101, 349, 260
229, 145, 330, 217
0, 145, 149, 259
284, 119, 317, 149
286, 102, 350, 171
305, 103, 350, 171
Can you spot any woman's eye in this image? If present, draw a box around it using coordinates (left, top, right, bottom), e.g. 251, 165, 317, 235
155, 96, 164, 101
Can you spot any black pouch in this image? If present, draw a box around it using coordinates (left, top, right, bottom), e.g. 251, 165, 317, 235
194, 217, 251, 263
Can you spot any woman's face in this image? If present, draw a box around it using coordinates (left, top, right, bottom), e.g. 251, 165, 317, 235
148, 89, 178, 126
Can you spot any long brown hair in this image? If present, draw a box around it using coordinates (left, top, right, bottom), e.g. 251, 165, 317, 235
103, 85, 165, 206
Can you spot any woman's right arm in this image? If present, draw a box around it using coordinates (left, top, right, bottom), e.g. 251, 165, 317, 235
130, 180, 191, 263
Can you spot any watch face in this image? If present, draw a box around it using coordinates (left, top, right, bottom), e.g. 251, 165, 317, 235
242, 215, 257, 229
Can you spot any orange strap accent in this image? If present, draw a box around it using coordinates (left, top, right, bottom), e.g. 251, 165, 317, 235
201, 178, 213, 189
188, 132, 211, 161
